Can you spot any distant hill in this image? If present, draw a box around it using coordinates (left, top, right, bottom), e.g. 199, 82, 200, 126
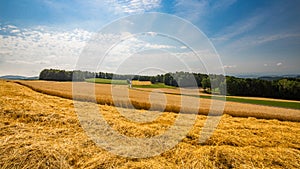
234, 74, 300, 80
258, 75, 300, 81
0, 75, 38, 80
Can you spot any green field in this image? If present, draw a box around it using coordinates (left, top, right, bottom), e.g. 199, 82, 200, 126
136, 90, 300, 110
225, 97, 300, 110
192, 94, 299, 110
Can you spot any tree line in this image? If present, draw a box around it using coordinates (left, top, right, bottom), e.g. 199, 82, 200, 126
39, 69, 300, 100
226, 76, 300, 100
39, 69, 95, 81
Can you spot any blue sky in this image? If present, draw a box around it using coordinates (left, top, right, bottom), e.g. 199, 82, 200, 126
0, 0, 300, 76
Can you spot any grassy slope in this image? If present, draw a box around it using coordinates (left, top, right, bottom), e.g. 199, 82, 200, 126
1, 80, 300, 168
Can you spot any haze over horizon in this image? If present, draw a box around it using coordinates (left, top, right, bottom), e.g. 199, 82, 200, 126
1, 0, 300, 76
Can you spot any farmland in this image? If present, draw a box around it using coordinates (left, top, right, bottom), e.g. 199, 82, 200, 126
85, 78, 175, 88
1, 80, 300, 168
87, 78, 300, 109
16, 80, 300, 121
137, 88, 300, 110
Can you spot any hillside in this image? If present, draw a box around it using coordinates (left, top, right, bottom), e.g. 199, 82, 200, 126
1, 80, 300, 168
0, 75, 38, 80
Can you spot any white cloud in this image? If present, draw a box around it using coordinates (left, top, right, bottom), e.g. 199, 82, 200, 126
6, 60, 50, 65
276, 62, 282, 66
10, 29, 20, 33
7, 25, 18, 29
147, 32, 158, 36
116, 0, 161, 13
82, 0, 161, 14
144, 43, 175, 49
0, 24, 93, 76
180, 46, 187, 49
223, 65, 236, 69
0, 23, 185, 76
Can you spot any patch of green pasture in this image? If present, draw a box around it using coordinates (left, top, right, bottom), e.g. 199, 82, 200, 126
198, 94, 300, 110
225, 97, 300, 110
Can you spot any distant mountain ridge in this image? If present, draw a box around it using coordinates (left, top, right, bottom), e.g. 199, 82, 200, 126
0, 75, 38, 80
258, 75, 300, 81
234, 74, 300, 80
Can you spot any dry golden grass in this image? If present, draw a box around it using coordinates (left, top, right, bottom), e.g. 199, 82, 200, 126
132, 80, 152, 85
16, 80, 300, 121
1, 80, 300, 168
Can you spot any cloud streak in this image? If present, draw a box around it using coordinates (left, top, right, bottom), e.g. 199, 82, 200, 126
212, 13, 268, 42
174, 0, 237, 22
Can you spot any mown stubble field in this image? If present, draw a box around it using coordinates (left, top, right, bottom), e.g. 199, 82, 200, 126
1, 80, 300, 168
17, 80, 300, 121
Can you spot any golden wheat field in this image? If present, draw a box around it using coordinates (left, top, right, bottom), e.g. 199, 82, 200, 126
131, 81, 152, 85
16, 80, 300, 121
1, 80, 300, 168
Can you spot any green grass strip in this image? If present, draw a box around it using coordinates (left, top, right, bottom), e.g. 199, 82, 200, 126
198, 95, 299, 110
225, 97, 300, 110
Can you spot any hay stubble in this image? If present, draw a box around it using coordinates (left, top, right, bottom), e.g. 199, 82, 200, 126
1, 80, 300, 168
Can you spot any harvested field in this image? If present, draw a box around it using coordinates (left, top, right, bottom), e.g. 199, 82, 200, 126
132, 81, 152, 85
16, 80, 300, 121
1, 80, 300, 168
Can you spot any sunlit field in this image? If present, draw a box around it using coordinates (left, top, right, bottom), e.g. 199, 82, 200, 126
85, 78, 174, 88
1, 80, 300, 168
16, 80, 300, 121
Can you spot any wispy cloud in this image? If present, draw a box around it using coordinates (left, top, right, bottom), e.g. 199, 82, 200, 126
210, 0, 237, 11
223, 65, 236, 69
212, 14, 267, 42
174, 0, 208, 22
174, 0, 236, 22
37, 0, 162, 30
219, 32, 300, 53
81, 0, 161, 15
0, 24, 93, 75
111, 0, 161, 14
255, 33, 300, 44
